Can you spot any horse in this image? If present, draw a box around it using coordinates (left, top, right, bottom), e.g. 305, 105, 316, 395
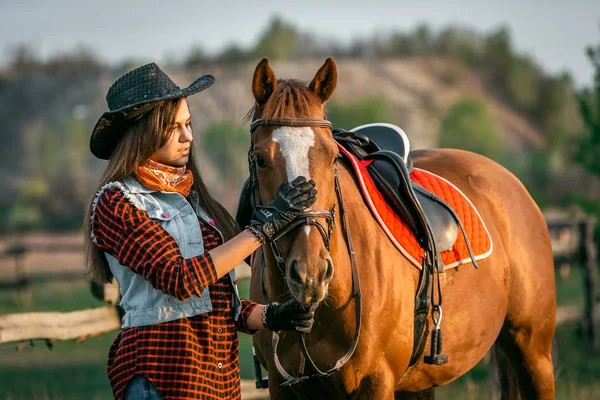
244, 57, 556, 399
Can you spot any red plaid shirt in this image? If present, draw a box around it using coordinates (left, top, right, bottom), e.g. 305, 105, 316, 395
92, 188, 259, 399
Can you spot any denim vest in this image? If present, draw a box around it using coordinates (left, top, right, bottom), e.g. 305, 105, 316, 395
93, 175, 242, 329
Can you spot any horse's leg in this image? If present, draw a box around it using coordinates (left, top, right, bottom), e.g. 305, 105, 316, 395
493, 321, 555, 400
354, 368, 397, 399
394, 388, 435, 399
494, 249, 556, 399
501, 229, 556, 399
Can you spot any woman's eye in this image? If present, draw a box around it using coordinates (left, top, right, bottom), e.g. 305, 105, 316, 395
254, 155, 268, 169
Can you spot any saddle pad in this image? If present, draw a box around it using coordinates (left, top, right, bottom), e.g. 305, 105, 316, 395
338, 144, 492, 270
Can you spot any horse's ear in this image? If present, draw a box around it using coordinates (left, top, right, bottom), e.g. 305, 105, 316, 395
309, 58, 337, 103
252, 58, 277, 106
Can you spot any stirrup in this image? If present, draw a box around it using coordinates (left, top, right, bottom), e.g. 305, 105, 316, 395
424, 305, 448, 365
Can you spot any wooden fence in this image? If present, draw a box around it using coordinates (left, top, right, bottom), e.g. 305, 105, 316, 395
545, 209, 599, 350
0, 212, 597, 349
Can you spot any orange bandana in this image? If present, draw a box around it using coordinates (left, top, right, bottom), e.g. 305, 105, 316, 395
134, 159, 194, 197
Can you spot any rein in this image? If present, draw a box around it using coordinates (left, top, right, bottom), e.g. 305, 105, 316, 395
249, 118, 362, 386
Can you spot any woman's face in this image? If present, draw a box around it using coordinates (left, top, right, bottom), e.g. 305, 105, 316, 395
150, 98, 193, 167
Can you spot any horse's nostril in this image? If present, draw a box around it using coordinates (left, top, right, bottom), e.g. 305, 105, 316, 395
289, 260, 305, 285
324, 259, 334, 281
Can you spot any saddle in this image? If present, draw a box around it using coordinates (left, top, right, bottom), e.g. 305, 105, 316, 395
340, 124, 458, 253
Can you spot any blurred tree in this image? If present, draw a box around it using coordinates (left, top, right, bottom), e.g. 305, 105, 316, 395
184, 45, 209, 68
575, 37, 600, 209
539, 73, 580, 172
217, 44, 251, 64
389, 32, 413, 56
327, 96, 390, 129
45, 44, 101, 73
17, 118, 90, 231
7, 44, 42, 72
436, 26, 484, 67
519, 150, 553, 209
253, 17, 299, 60
438, 98, 504, 161
412, 24, 435, 55
506, 55, 539, 111
200, 121, 249, 188
483, 26, 514, 86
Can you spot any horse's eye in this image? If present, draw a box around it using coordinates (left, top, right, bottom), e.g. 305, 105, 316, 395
254, 154, 268, 169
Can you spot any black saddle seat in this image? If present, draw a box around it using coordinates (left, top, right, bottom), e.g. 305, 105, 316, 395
351, 123, 458, 252
352, 122, 410, 163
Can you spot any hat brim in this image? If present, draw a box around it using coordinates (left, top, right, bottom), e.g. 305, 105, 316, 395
90, 74, 215, 160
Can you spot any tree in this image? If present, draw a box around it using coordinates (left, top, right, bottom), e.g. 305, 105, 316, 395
574, 34, 600, 219
438, 98, 504, 161
327, 96, 390, 130
200, 121, 249, 187
184, 45, 208, 68
253, 17, 299, 60
576, 42, 600, 178
506, 55, 539, 111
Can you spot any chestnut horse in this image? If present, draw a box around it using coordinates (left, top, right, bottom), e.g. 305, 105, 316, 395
246, 58, 556, 399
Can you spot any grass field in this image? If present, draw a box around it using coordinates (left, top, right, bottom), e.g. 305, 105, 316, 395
0, 266, 598, 399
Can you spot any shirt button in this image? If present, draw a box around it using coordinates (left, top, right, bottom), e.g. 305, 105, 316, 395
217, 362, 223, 369
217, 328, 223, 333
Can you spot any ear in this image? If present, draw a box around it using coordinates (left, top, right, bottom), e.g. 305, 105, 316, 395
252, 58, 277, 106
309, 58, 337, 103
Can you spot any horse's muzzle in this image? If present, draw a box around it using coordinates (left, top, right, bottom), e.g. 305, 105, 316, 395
287, 258, 334, 305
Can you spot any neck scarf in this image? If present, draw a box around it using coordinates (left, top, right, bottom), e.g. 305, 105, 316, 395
134, 159, 194, 197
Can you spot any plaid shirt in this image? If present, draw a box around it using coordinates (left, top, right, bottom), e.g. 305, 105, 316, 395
92, 188, 259, 399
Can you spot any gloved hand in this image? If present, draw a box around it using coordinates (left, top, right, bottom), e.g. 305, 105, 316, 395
263, 300, 318, 333
249, 176, 317, 242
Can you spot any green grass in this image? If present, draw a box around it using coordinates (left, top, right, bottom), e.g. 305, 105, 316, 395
0, 269, 598, 399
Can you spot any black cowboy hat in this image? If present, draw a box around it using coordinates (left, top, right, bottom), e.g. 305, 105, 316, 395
90, 62, 214, 159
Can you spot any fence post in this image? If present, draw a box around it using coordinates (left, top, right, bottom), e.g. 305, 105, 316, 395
579, 217, 599, 351
8, 244, 31, 306
90, 277, 120, 305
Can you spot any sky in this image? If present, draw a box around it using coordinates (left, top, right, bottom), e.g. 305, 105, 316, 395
1, 0, 599, 87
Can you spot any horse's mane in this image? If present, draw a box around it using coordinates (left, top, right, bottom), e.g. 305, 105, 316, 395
245, 79, 324, 123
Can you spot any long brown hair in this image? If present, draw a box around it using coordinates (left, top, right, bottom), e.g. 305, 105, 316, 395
84, 97, 240, 283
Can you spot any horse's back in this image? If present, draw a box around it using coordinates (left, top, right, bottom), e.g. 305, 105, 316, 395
412, 148, 555, 329
410, 148, 552, 260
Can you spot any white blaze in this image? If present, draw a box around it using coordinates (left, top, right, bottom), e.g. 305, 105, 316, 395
272, 126, 315, 182
272, 127, 315, 237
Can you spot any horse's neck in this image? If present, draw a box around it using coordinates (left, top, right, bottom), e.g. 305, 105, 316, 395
328, 164, 381, 292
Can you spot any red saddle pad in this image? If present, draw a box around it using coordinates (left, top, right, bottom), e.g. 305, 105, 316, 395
338, 144, 492, 270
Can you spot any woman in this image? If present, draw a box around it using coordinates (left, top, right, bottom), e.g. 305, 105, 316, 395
84, 63, 317, 399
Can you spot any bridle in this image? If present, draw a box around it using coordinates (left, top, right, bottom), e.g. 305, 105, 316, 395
249, 117, 362, 386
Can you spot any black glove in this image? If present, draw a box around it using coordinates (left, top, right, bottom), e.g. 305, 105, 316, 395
249, 176, 317, 241
264, 300, 318, 333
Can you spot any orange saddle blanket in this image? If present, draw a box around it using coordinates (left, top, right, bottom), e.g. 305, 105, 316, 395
338, 144, 493, 271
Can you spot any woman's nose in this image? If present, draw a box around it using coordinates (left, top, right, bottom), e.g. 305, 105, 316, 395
180, 126, 193, 142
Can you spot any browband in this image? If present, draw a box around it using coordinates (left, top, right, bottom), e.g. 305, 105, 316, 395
250, 118, 333, 134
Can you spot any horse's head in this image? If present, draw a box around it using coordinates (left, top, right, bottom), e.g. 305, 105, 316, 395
249, 58, 339, 306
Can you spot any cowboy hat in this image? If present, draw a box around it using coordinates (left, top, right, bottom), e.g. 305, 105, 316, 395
90, 62, 214, 159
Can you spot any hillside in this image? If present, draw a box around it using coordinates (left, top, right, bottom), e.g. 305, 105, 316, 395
168, 57, 545, 151
0, 57, 553, 227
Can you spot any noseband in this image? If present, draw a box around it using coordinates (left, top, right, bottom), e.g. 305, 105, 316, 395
249, 118, 362, 386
